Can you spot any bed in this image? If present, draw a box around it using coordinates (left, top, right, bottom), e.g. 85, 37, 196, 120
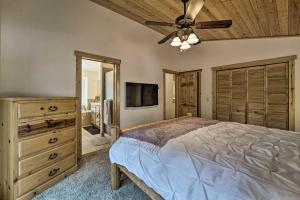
109, 115, 300, 200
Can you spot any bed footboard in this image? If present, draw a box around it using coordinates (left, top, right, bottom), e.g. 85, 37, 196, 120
110, 114, 192, 197
111, 126, 120, 189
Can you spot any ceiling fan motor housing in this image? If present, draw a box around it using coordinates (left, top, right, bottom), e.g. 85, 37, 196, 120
175, 15, 194, 28
177, 28, 193, 41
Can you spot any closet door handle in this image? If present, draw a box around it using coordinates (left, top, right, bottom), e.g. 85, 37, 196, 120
48, 168, 60, 177
48, 153, 58, 160
48, 105, 58, 112
48, 137, 58, 144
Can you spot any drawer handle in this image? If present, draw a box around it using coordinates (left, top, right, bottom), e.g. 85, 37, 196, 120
48, 168, 60, 177
48, 106, 58, 112
48, 153, 58, 160
26, 124, 32, 132
48, 137, 58, 144
47, 120, 58, 128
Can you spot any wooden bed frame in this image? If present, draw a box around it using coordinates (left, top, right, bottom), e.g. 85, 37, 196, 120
110, 114, 193, 200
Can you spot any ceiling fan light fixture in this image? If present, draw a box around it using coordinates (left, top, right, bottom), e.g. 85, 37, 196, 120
171, 36, 181, 46
180, 41, 191, 50
187, 33, 199, 44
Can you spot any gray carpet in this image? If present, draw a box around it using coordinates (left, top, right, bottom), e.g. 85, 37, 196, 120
33, 150, 150, 200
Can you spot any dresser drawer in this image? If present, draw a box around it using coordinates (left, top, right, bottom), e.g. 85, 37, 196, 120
19, 127, 75, 158
17, 154, 76, 197
18, 113, 76, 138
18, 100, 76, 118
19, 141, 75, 177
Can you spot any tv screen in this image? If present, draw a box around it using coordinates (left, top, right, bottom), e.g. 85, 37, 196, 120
126, 82, 158, 107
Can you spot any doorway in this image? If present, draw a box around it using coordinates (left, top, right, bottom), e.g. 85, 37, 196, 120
163, 69, 179, 120
163, 69, 202, 120
75, 51, 120, 160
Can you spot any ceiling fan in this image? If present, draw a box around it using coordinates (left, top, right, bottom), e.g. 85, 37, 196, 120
144, 0, 232, 51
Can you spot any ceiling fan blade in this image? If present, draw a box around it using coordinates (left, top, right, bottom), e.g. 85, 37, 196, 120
145, 21, 174, 27
184, 0, 205, 21
195, 20, 232, 29
158, 31, 177, 44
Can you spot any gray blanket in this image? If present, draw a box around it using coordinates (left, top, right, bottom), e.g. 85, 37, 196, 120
123, 117, 218, 147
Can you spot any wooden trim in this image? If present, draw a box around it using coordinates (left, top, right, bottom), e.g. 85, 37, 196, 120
175, 75, 180, 118
162, 68, 180, 75
263, 67, 267, 127
75, 55, 82, 161
211, 55, 297, 71
75, 51, 121, 161
74, 51, 121, 65
212, 70, 217, 119
197, 71, 202, 117
179, 69, 203, 73
288, 59, 296, 131
114, 64, 121, 129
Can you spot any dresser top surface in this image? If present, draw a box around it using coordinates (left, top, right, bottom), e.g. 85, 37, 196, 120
0, 97, 77, 101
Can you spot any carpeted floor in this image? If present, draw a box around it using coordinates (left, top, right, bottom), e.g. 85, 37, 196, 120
33, 150, 150, 200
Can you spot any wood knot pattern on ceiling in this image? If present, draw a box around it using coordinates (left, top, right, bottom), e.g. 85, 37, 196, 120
91, 0, 300, 41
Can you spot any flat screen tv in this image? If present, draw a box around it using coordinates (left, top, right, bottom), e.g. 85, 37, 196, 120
126, 82, 158, 107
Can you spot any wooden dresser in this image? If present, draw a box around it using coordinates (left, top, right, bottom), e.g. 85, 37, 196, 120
0, 97, 78, 200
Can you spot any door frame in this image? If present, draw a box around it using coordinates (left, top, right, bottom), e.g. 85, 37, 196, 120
178, 69, 202, 117
163, 69, 179, 120
75, 51, 121, 161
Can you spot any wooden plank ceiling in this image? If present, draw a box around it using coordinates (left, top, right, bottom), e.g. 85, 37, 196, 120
91, 0, 300, 41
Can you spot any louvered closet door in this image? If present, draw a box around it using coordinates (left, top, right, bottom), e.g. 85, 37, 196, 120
179, 71, 198, 116
266, 63, 289, 130
216, 70, 231, 121
247, 66, 265, 126
231, 69, 247, 123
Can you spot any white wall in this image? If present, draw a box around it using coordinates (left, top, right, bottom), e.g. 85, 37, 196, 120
164, 37, 300, 131
165, 73, 175, 119
0, 0, 174, 128
82, 70, 100, 100
105, 71, 114, 100
1, 0, 299, 131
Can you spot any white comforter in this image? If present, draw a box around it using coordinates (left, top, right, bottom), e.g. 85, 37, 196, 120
109, 122, 300, 200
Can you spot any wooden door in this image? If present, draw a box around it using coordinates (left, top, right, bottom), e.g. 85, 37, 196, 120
231, 69, 247, 123
247, 66, 265, 126
216, 70, 231, 121
179, 71, 198, 116
266, 63, 289, 130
